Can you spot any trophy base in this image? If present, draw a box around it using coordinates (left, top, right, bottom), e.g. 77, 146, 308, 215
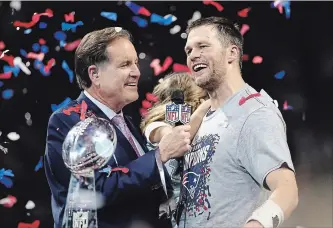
63, 173, 98, 228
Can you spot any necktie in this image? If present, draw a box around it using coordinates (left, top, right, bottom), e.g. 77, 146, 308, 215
112, 115, 141, 157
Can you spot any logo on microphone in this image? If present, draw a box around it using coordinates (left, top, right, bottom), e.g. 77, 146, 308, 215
165, 103, 179, 123
180, 104, 191, 124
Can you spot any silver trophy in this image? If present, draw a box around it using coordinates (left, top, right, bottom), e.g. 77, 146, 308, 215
62, 117, 117, 228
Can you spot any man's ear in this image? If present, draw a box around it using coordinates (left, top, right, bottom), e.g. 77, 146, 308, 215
88, 65, 99, 87
227, 45, 239, 64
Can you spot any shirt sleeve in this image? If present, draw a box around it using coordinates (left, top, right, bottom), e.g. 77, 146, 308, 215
144, 121, 170, 146
237, 107, 295, 189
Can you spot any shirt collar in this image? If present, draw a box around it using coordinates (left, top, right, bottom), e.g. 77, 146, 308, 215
83, 90, 123, 120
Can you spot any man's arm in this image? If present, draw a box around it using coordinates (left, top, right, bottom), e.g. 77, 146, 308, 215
237, 107, 298, 228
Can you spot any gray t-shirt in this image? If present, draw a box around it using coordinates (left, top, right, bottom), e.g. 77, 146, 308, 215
179, 84, 295, 228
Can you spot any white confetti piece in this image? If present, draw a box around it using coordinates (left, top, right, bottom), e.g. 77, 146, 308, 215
139, 52, 146, 59
164, 14, 177, 22
25, 200, 35, 209
14, 57, 31, 75
180, 33, 187, 39
170, 25, 181, 34
188, 11, 201, 25
10, 0, 21, 11
0, 50, 9, 59
115, 27, 122, 32
25, 112, 31, 120
7, 132, 20, 141
0, 145, 8, 154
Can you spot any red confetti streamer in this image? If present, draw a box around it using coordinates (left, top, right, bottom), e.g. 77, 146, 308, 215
150, 57, 173, 76
252, 56, 263, 64
239, 93, 261, 106
63, 104, 81, 116
111, 167, 129, 174
13, 9, 53, 29
142, 100, 153, 109
161, 56, 173, 71
1, 195, 17, 208
80, 100, 88, 120
139, 108, 148, 117
240, 24, 250, 36
238, 7, 251, 17
138, 7, 151, 16
242, 54, 249, 61
0, 52, 14, 66
203, 0, 224, 12
44, 58, 56, 73
0, 41, 5, 50
146, 92, 158, 103
27, 52, 44, 61
64, 12, 75, 22
18, 220, 40, 228
173, 63, 190, 72
38, 38, 46, 45
0, 71, 12, 79
64, 39, 81, 51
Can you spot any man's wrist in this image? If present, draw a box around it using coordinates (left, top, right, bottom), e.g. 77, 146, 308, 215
158, 147, 169, 163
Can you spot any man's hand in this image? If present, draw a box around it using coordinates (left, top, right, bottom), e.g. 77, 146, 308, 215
244, 220, 263, 228
158, 125, 191, 163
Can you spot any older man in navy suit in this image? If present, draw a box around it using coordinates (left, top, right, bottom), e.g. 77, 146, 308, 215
44, 27, 192, 228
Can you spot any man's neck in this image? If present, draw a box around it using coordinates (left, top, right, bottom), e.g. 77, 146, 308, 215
209, 71, 245, 111
85, 87, 123, 113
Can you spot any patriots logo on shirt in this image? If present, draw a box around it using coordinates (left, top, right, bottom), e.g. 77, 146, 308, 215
183, 172, 201, 199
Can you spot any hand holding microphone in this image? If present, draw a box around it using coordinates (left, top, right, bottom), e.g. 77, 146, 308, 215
158, 89, 192, 163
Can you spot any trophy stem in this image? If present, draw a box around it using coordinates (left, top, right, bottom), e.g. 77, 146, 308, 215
62, 172, 98, 228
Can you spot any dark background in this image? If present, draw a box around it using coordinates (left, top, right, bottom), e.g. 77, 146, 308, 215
0, 1, 332, 227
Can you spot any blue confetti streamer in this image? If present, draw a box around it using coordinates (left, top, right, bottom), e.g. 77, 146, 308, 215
32, 43, 40, 52
0, 168, 14, 188
274, 70, 286, 79
34, 156, 43, 172
20, 49, 28, 57
4, 65, 20, 77
62, 60, 74, 83
39, 22, 47, 29
125, 1, 141, 15
41, 45, 49, 54
0, 81, 3, 87
132, 16, 148, 28
2, 89, 14, 100
100, 12, 117, 21
54, 31, 67, 41
61, 21, 84, 32
24, 29, 32, 34
150, 13, 173, 26
51, 97, 72, 112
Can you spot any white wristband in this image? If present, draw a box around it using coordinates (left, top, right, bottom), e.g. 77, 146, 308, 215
245, 199, 284, 228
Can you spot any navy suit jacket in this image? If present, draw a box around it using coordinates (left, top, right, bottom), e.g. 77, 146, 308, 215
44, 92, 173, 228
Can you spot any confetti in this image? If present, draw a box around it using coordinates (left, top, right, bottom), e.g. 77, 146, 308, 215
142, 100, 153, 109
27, 52, 45, 61
187, 11, 201, 25
203, 0, 224, 12
150, 56, 173, 76
132, 16, 148, 28
40, 45, 49, 54
238, 7, 251, 18
0, 168, 14, 188
61, 21, 84, 32
170, 25, 181, 34
240, 24, 250, 36
4, 65, 20, 77
24, 29, 32, 34
64, 39, 81, 51
283, 100, 293, 110
14, 57, 31, 75
64, 11, 75, 22
0, 50, 14, 66
0, 50, 9, 59
146, 92, 158, 103
32, 43, 40, 52
100, 12, 117, 21
125, 1, 151, 16
2, 89, 14, 100
0, 81, 3, 87
0, 144, 8, 154
0, 41, 5, 50
274, 70, 286, 79
17, 220, 40, 228
173, 63, 190, 72
0, 72, 12, 79
252, 56, 263, 64
25, 200, 35, 209
242, 54, 249, 61
10, 0, 21, 11
139, 108, 148, 117
34, 156, 43, 172
39, 22, 47, 29
13, 8, 53, 29
0, 195, 17, 208
44, 58, 56, 73
7, 132, 20, 141
271, 0, 291, 19
51, 97, 72, 112
151, 13, 174, 26
115, 27, 122, 32
62, 60, 74, 83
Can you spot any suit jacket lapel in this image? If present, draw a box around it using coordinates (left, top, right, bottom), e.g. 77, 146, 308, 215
124, 115, 148, 152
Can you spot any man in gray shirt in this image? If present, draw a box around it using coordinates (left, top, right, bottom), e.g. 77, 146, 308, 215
179, 16, 299, 228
